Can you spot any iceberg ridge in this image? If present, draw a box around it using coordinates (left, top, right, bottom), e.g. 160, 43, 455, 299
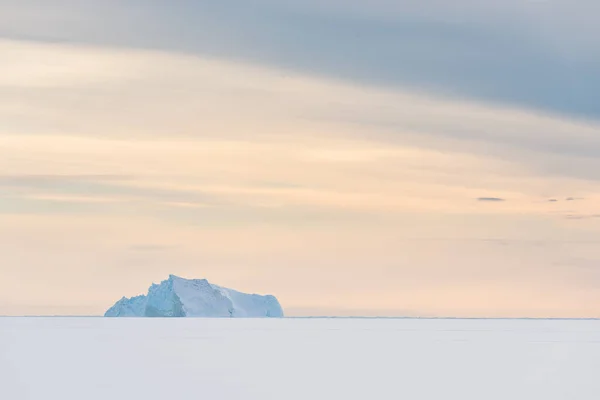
104, 275, 284, 318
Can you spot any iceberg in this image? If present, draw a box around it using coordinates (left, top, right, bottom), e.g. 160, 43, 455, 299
105, 275, 284, 318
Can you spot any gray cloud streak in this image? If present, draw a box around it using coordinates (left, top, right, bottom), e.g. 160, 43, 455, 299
565, 214, 600, 220
0, 174, 131, 185
477, 197, 505, 202
1, 0, 599, 120
128, 244, 177, 252
0, 174, 224, 209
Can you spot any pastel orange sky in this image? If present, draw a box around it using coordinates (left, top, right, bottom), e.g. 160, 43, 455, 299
1, 1, 600, 317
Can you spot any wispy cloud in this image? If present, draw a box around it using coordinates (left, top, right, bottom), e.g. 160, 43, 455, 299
565, 214, 600, 220
477, 197, 505, 202
0, 174, 130, 185
128, 244, 177, 252
1, 0, 599, 119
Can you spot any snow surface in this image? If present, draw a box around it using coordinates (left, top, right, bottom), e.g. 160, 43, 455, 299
104, 275, 283, 318
1, 318, 600, 399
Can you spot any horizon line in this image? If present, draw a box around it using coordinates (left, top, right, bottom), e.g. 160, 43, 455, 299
1, 315, 599, 321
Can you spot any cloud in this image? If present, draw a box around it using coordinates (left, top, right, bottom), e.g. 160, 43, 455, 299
3, 38, 600, 189
565, 214, 600, 220
0, 173, 225, 215
477, 197, 505, 202
1, 0, 599, 119
1, 38, 600, 225
128, 245, 177, 252
0, 174, 130, 185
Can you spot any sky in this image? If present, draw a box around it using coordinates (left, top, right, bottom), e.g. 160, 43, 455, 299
1, 0, 600, 317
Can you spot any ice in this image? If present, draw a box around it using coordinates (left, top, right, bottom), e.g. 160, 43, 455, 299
104, 275, 284, 318
1, 317, 599, 399
104, 295, 147, 317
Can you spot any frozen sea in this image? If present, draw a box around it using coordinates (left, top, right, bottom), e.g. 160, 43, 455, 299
1, 317, 599, 399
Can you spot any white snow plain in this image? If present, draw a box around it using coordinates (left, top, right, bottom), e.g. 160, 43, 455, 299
1, 317, 599, 399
